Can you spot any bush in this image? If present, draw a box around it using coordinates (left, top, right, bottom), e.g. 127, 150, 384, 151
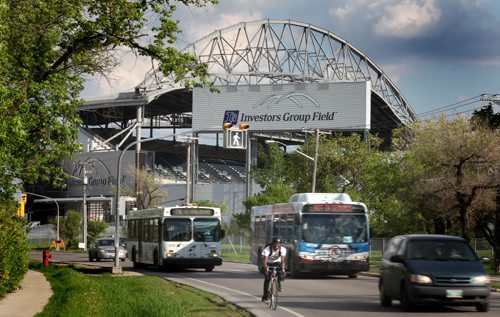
0, 207, 29, 299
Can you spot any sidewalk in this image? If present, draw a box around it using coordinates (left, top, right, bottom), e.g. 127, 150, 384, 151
0, 270, 53, 317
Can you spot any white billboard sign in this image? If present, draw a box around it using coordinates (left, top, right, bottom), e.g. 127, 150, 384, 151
193, 82, 371, 132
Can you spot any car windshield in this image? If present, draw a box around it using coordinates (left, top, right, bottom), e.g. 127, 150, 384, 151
96, 239, 114, 246
406, 239, 478, 261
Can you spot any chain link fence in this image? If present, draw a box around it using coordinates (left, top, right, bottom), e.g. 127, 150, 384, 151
221, 235, 495, 261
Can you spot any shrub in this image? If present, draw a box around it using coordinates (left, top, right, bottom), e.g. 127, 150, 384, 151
0, 207, 29, 299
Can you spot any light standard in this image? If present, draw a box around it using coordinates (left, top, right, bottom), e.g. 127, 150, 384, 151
113, 132, 186, 273
25, 192, 60, 250
265, 140, 318, 192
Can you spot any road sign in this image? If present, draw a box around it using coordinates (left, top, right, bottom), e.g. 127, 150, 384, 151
224, 129, 247, 149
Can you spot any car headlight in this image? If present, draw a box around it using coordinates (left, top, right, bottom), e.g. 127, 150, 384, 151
410, 274, 433, 284
471, 275, 490, 285
98, 249, 106, 253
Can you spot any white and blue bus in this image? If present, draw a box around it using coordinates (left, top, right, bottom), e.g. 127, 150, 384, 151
250, 193, 370, 277
127, 205, 225, 271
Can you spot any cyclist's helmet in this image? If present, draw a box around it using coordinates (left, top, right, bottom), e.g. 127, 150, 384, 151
271, 237, 282, 244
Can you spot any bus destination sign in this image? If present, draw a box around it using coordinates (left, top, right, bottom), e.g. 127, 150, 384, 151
303, 204, 364, 213
171, 208, 215, 216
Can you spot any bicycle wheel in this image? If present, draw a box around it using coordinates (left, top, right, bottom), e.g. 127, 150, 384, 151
270, 277, 278, 310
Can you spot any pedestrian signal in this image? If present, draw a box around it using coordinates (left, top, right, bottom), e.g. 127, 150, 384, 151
223, 129, 247, 149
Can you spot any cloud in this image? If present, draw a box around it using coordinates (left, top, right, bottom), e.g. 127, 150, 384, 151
373, 0, 441, 39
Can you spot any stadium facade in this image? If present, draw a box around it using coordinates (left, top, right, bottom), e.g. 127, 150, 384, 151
31, 19, 417, 227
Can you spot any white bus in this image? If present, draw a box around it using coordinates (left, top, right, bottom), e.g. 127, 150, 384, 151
250, 193, 370, 277
127, 205, 225, 271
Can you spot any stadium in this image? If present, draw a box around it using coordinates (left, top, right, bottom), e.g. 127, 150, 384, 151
29, 19, 418, 230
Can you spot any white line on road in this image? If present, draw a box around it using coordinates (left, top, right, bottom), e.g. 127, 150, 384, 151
180, 276, 305, 317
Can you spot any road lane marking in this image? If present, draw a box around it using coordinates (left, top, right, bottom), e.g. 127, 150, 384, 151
175, 276, 304, 317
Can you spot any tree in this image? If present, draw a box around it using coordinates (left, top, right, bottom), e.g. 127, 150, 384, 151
1, 0, 217, 290
88, 221, 108, 245
121, 166, 168, 210
59, 210, 82, 249
472, 104, 500, 272
394, 115, 500, 243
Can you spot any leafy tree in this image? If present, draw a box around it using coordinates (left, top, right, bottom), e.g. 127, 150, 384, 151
88, 221, 108, 245
121, 166, 168, 209
472, 104, 500, 129
394, 115, 500, 243
59, 210, 81, 249
472, 104, 500, 272
236, 183, 294, 236
192, 199, 229, 214
1, 0, 217, 289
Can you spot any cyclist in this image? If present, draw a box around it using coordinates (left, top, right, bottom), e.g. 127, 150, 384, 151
261, 237, 287, 302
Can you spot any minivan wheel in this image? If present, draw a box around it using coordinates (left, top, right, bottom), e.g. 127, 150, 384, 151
379, 281, 392, 307
400, 284, 414, 312
475, 302, 489, 312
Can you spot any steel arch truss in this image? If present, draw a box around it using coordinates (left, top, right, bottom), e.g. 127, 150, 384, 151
143, 19, 418, 124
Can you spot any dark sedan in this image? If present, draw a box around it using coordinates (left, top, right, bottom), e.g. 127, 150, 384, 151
379, 234, 490, 312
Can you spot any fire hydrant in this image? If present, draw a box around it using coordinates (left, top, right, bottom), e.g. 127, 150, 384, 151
42, 249, 51, 267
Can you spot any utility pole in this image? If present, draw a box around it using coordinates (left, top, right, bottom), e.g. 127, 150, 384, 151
82, 163, 88, 252
480, 94, 500, 105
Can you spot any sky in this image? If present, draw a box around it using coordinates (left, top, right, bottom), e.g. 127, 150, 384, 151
82, 0, 500, 119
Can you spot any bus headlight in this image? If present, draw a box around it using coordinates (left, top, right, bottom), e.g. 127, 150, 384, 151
211, 250, 218, 257
346, 252, 369, 261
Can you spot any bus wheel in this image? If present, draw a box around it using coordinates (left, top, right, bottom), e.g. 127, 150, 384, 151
205, 266, 214, 272
348, 273, 358, 279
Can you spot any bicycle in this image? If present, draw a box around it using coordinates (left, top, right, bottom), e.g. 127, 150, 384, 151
267, 266, 281, 310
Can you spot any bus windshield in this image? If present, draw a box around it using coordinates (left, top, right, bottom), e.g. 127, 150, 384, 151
301, 214, 368, 244
164, 219, 192, 241
194, 218, 223, 242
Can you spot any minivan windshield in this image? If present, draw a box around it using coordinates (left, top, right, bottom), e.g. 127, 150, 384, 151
407, 239, 478, 261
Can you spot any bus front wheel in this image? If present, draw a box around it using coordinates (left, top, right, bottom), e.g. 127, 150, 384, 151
205, 266, 214, 272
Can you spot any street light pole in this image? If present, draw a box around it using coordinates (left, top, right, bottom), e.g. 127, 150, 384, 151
265, 140, 317, 192
82, 164, 88, 251
25, 192, 60, 250
312, 129, 319, 193
113, 132, 183, 273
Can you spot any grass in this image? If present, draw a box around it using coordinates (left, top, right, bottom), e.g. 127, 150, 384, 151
29, 261, 251, 317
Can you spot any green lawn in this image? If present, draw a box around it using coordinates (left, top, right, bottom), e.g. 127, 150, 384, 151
30, 261, 251, 317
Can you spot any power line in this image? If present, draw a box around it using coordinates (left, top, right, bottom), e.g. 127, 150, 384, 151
417, 95, 483, 117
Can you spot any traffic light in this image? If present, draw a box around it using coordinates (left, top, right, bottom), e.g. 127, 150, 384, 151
17, 193, 27, 217
239, 123, 250, 130
223, 122, 233, 130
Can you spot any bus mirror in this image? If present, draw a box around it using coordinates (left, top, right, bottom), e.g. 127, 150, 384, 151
220, 229, 226, 239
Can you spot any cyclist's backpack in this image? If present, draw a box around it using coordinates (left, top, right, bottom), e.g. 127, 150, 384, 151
264, 243, 281, 257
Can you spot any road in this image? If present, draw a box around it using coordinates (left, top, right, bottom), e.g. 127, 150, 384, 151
31, 251, 500, 317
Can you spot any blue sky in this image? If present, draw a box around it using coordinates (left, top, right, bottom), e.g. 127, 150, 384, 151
82, 0, 500, 118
